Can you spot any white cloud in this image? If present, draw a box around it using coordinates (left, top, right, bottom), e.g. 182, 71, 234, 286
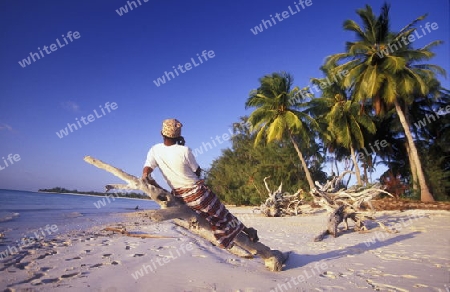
61, 101, 80, 112
0, 123, 13, 132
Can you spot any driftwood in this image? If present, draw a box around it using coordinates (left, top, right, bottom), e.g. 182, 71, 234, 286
311, 171, 394, 213
84, 156, 287, 271
259, 177, 304, 217
311, 172, 396, 241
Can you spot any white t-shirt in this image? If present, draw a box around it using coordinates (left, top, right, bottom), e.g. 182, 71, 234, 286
144, 143, 200, 189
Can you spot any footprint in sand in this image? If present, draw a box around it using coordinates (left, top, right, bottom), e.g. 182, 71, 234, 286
19, 272, 45, 285
65, 266, 77, 272
125, 242, 140, 249
36, 251, 57, 260
111, 261, 120, 265
41, 278, 60, 284
102, 253, 112, 258
40, 267, 52, 272
61, 272, 80, 279
413, 284, 428, 288
14, 262, 30, 270
90, 263, 103, 268
65, 256, 82, 261
366, 279, 409, 292
226, 258, 242, 264
30, 279, 43, 286
133, 253, 145, 257
316, 286, 347, 291
321, 271, 338, 279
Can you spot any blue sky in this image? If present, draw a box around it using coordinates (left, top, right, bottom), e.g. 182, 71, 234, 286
0, 0, 448, 192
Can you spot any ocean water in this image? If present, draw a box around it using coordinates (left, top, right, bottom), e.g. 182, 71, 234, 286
0, 189, 159, 248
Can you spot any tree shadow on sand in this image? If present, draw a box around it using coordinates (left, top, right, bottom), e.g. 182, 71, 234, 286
284, 231, 421, 270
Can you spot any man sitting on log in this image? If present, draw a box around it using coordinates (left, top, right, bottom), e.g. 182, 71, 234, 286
142, 118, 259, 249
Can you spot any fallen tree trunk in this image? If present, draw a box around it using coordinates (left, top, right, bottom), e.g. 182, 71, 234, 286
83, 156, 286, 271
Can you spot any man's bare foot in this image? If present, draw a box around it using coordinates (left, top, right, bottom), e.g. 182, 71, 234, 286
264, 250, 289, 272
244, 227, 259, 242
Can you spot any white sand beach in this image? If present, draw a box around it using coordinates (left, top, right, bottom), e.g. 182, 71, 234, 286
1, 208, 449, 292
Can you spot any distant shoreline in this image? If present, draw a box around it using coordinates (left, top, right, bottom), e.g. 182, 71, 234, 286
37, 189, 151, 201
39, 191, 153, 201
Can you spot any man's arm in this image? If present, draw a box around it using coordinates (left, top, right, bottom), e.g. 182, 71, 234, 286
142, 166, 153, 179
185, 148, 201, 178
141, 166, 164, 189
195, 166, 201, 178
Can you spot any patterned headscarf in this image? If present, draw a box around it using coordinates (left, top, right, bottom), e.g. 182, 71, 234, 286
161, 119, 183, 138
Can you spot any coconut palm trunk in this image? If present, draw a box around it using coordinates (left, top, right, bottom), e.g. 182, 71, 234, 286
335, 156, 340, 176
405, 142, 419, 192
350, 144, 363, 186
394, 99, 434, 202
289, 134, 315, 190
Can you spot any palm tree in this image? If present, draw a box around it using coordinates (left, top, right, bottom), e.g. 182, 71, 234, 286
327, 95, 376, 186
324, 3, 446, 202
310, 66, 376, 186
311, 92, 376, 185
245, 72, 318, 190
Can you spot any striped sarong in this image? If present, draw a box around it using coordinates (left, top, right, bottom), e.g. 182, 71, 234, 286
173, 181, 244, 249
